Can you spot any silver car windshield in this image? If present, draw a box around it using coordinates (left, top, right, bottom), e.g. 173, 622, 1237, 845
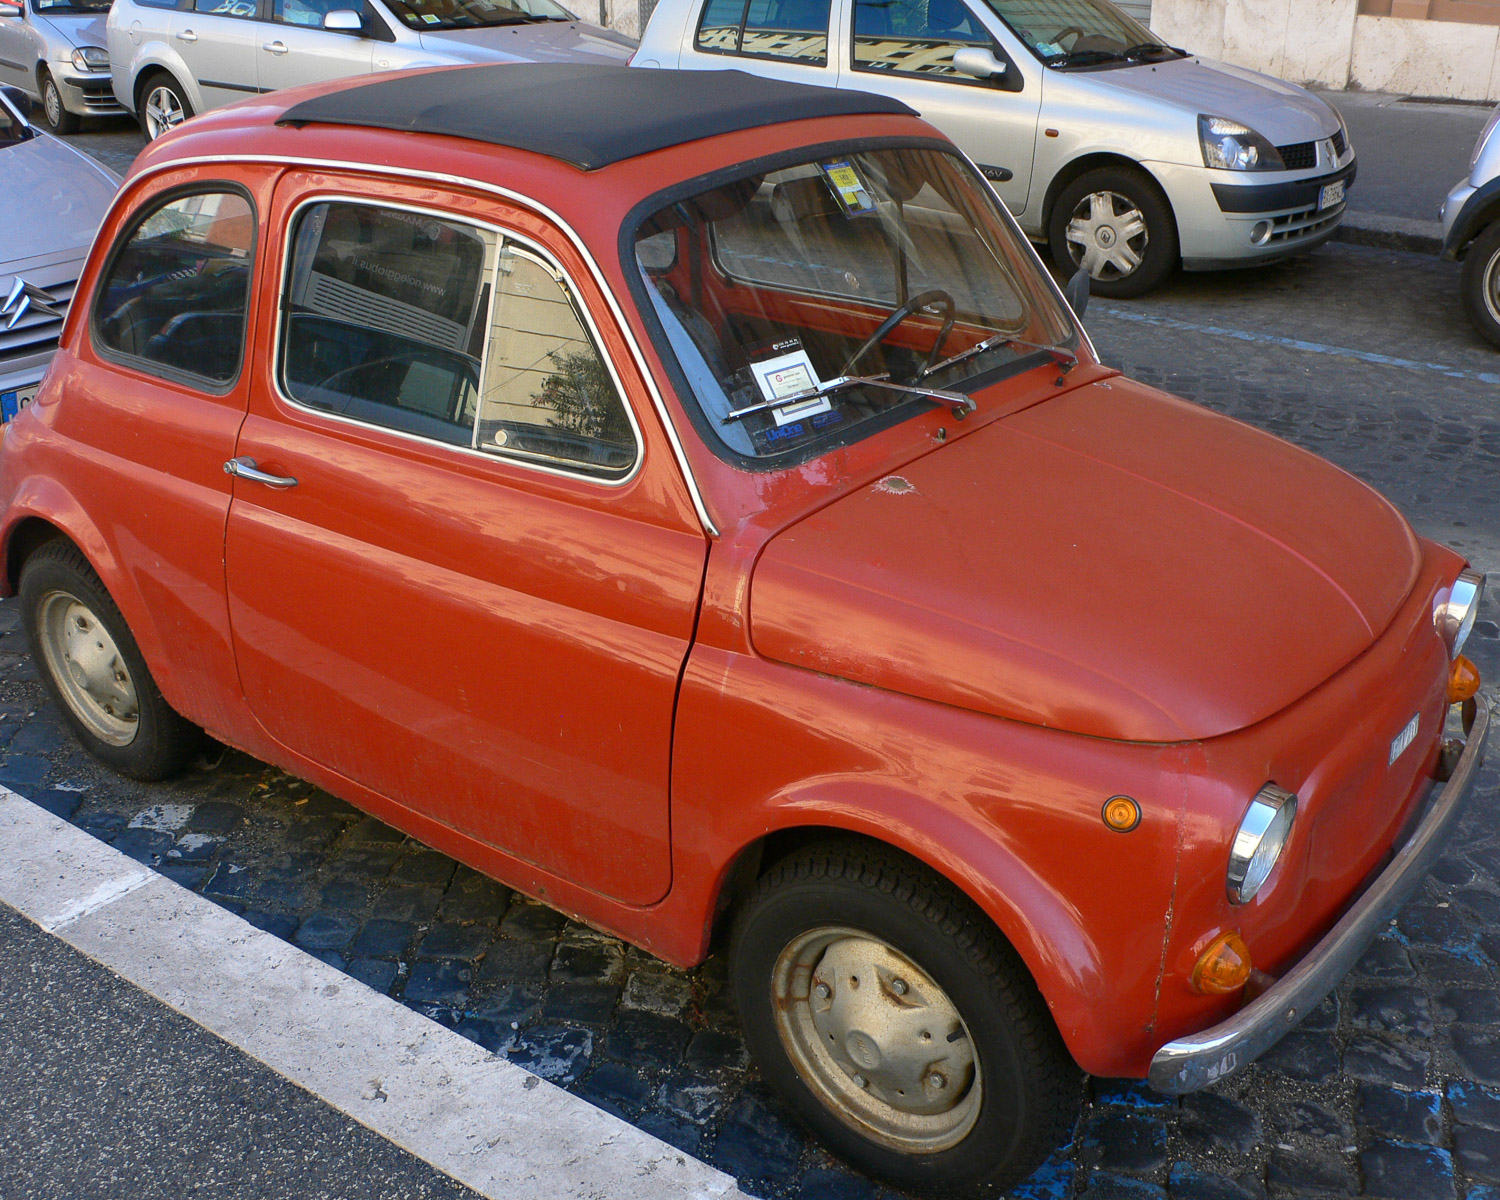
33, 0, 110, 11
982, 0, 1178, 65
379, 0, 571, 29
632, 146, 1076, 463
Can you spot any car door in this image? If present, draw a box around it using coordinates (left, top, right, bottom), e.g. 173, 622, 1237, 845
255, 0, 372, 94
680, 0, 840, 87
838, 0, 1040, 215
0, 0, 30, 92
223, 172, 709, 908
170, 0, 263, 109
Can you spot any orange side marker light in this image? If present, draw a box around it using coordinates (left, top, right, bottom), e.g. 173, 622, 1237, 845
1449, 655, 1480, 704
1190, 931, 1252, 995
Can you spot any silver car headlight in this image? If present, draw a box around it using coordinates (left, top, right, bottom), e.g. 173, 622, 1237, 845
1199, 115, 1284, 172
71, 47, 109, 73
1435, 569, 1486, 658
1227, 784, 1296, 904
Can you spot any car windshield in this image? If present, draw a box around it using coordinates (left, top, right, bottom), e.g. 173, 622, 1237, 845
32, 0, 111, 11
379, 0, 571, 30
0, 101, 27, 145
981, 0, 1180, 65
631, 146, 1076, 464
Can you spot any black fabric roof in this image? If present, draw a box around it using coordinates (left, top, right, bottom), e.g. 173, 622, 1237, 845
276, 63, 916, 171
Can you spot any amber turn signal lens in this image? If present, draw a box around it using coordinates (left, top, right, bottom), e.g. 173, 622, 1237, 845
1190, 931, 1252, 995
1102, 795, 1141, 832
1449, 655, 1481, 704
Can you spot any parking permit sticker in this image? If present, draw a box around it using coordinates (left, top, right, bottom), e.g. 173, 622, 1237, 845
750, 348, 832, 426
820, 160, 876, 216
421, 12, 440, 21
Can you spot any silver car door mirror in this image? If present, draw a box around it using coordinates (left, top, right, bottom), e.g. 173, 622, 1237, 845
1065, 266, 1089, 319
322, 8, 364, 32
951, 47, 1007, 81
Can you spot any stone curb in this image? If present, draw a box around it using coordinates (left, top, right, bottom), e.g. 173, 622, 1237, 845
0, 786, 746, 1200
1337, 211, 1445, 257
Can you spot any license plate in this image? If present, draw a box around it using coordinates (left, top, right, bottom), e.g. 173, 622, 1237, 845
1319, 180, 1345, 211
0, 383, 38, 424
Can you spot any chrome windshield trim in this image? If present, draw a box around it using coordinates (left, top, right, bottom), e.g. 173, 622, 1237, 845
1149, 695, 1490, 1095
115, 152, 720, 536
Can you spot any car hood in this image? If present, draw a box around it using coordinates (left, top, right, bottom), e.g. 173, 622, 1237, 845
0, 132, 117, 262
750, 379, 1419, 743
1089, 55, 1338, 145
418, 21, 634, 62
34, 11, 109, 50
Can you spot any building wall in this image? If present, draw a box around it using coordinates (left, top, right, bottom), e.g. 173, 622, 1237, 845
1151, 0, 1500, 99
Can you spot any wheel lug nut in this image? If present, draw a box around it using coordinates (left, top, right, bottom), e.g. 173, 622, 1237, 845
891, 978, 908, 995
814, 983, 831, 1000
930, 1073, 947, 1090
852, 1074, 867, 1089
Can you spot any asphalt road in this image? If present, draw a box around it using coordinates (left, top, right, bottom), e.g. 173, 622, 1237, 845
8, 121, 1500, 1200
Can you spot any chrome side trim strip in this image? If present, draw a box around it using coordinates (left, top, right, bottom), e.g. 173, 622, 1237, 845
1148, 696, 1490, 1095
114, 152, 721, 536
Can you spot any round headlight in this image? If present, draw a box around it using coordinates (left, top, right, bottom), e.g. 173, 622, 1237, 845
1435, 569, 1486, 658
1227, 784, 1296, 905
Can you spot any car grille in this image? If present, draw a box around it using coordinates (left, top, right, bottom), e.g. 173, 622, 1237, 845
77, 78, 125, 115
0, 274, 77, 368
1331, 127, 1347, 158
1266, 199, 1343, 245
1277, 141, 1316, 170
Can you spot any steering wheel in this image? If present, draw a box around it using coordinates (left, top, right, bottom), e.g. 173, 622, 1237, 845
839, 289, 956, 380
1052, 23, 1086, 46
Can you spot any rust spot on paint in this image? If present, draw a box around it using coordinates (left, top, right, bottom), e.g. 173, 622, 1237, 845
873, 475, 917, 495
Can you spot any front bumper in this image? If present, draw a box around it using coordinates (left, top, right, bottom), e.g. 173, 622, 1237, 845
54, 67, 126, 117
1148, 695, 1489, 1095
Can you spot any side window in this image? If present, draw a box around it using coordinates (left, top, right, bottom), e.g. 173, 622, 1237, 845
696, 0, 830, 64
273, 0, 351, 24
475, 245, 636, 479
279, 201, 494, 448
195, 0, 257, 14
94, 189, 255, 387
852, 0, 992, 78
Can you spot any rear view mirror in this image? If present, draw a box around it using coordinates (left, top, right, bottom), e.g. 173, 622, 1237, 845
952, 47, 1008, 81
0, 84, 31, 123
1065, 266, 1089, 319
322, 8, 363, 31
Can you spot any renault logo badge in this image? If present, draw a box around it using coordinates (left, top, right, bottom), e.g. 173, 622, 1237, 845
1, 277, 63, 331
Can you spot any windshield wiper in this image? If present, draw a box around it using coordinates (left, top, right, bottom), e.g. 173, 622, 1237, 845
1044, 48, 1124, 67
723, 373, 976, 422
919, 333, 1077, 379
1122, 40, 1182, 59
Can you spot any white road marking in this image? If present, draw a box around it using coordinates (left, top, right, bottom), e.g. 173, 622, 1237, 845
0, 787, 744, 1200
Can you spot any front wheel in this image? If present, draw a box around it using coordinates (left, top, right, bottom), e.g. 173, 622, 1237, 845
729, 842, 1079, 1197
20, 539, 202, 780
1049, 166, 1178, 299
40, 69, 80, 135
138, 73, 192, 141
1460, 220, 1500, 350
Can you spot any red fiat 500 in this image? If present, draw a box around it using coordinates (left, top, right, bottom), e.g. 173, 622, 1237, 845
0, 64, 1487, 1196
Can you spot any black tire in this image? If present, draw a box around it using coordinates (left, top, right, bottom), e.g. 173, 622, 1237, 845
1048, 165, 1178, 299
1461, 220, 1500, 350
137, 71, 192, 141
19, 538, 202, 781
39, 68, 80, 135
729, 840, 1079, 1198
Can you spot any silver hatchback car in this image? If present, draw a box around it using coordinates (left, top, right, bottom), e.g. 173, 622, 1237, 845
635, 0, 1356, 295
0, 0, 126, 132
106, 0, 633, 142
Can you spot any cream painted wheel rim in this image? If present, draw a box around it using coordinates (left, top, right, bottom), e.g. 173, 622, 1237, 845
1065, 189, 1149, 281
772, 927, 981, 1154
37, 591, 138, 746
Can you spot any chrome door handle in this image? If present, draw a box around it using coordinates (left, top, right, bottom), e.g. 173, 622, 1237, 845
175, 28, 198, 41
224, 456, 297, 489
262, 39, 288, 54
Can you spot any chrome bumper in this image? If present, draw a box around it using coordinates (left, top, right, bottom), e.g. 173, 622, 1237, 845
1148, 696, 1490, 1095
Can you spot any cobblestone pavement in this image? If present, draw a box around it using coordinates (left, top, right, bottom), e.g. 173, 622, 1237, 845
8, 128, 1500, 1198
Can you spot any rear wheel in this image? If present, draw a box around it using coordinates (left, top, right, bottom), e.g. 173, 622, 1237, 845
138, 72, 191, 141
730, 841, 1079, 1197
1460, 219, 1500, 350
1049, 165, 1177, 298
20, 539, 202, 780
39, 68, 80, 135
